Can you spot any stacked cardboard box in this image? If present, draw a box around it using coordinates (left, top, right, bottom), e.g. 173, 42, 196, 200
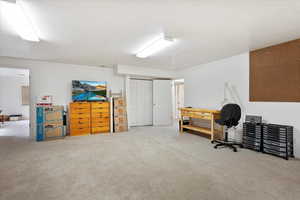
113, 97, 128, 132
36, 106, 65, 141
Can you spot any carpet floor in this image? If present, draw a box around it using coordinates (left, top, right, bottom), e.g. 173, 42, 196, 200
0, 126, 300, 200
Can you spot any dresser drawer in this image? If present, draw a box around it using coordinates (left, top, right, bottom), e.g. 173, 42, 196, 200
70, 118, 90, 124
91, 116, 109, 122
70, 127, 90, 136
70, 107, 90, 114
70, 122, 90, 129
93, 123, 110, 128
91, 127, 110, 133
91, 120, 110, 127
91, 107, 109, 113
69, 113, 90, 119
91, 112, 110, 118
70, 102, 90, 109
91, 102, 109, 109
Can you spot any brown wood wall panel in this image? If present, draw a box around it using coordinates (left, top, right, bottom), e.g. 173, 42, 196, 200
250, 39, 300, 102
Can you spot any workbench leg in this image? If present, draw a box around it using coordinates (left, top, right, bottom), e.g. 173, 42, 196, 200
211, 114, 214, 141
221, 126, 224, 140
180, 116, 183, 133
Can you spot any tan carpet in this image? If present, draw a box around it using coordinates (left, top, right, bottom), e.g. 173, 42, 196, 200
0, 126, 300, 200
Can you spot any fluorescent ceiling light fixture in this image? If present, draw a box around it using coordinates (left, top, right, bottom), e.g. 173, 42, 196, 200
136, 35, 175, 58
1, 0, 40, 42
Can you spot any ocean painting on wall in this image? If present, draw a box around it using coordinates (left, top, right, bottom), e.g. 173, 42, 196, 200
72, 80, 107, 101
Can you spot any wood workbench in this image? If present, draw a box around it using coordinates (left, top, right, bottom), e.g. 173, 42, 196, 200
180, 108, 223, 141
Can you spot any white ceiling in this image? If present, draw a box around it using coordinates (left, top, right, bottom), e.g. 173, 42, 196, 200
0, 0, 300, 69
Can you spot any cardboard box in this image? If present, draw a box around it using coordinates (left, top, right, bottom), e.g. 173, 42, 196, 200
36, 105, 65, 141
44, 120, 63, 127
114, 107, 125, 116
45, 126, 65, 138
114, 120, 128, 132
114, 117, 126, 124
113, 98, 126, 107
36, 106, 64, 123
114, 124, 128, 132
36, 125, 65, 141
45, 111, 63, 121
44, 106, 64, 112
36, 124, 44, 141
113, 97, 128, 133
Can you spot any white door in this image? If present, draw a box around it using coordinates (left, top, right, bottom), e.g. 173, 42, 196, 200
129, 79, 153, 126
175, 83, 184, 119
153, 80, 172, 126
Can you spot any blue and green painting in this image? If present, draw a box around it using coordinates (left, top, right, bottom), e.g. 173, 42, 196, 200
72, 80, 107, 101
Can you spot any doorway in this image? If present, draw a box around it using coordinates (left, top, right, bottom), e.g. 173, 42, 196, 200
174, 79, 184, 120
0, 67, 30, 137
153, 79, 173, 126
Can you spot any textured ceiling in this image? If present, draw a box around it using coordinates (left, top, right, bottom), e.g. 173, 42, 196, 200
0, 0, 300, 69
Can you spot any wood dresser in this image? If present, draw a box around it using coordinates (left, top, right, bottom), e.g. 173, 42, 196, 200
180, 108, 223, 141
90, 102, 110, 134
69, 102, 91, 136
69, 102, 110, 136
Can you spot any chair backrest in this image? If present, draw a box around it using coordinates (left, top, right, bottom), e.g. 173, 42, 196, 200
219, 104, 241, 127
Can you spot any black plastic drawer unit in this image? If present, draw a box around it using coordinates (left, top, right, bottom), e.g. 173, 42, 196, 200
262, 124, 294, 160
242, 123, 294, 160
242, 123, 263, 152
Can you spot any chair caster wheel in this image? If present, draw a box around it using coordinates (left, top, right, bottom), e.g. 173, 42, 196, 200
214, 146, 218, 149
233, 149, 237, 152
211, 141, 214, 144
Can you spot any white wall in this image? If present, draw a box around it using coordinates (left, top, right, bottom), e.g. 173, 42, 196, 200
0, 57, 125, 138
181, 52, 300, 157
0, 75, 30, 119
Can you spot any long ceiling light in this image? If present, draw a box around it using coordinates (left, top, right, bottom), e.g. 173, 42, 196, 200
0, 0, 40, 42
136, 35, 175, 58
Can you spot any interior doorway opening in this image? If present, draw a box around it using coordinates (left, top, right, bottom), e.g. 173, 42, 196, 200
0, 67, 30, 137
174, 79, 184, 120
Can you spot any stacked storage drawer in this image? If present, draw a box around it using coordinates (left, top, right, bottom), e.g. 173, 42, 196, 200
91, 102, 110, 134
36, 106, 65, 141
113, 97, 128, 132
242, 122, 263, 152
69, 102, 91, 136
262, 124, 294, 160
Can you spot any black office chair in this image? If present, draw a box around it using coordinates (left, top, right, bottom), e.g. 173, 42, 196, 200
213, 104, 243, 152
